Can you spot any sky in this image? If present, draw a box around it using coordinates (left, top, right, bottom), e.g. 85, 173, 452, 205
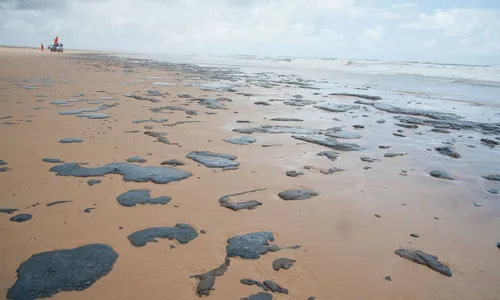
0, 0, 499, 65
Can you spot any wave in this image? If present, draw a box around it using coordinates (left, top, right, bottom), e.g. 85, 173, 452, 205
137, 53, 500, 83
451, 79, 500, 88
276, 57, 500, 83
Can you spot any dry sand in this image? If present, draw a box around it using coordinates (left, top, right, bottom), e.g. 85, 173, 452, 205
1, 47, 500, 300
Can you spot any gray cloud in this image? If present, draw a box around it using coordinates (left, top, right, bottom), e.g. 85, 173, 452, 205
0, 0, 69, 10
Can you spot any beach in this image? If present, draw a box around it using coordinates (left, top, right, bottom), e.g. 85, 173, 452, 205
1, 47, 500, 299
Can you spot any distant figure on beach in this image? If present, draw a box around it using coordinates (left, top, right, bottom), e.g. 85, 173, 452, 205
40, 43, 44, 51
54, 36, 59, 45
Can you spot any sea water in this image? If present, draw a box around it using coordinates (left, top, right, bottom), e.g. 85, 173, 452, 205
122, 53, 500, 106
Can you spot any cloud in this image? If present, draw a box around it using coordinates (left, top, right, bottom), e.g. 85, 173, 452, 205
423, 39, 437, 47
399, 8, 500, 57
457, 38, 479, 45
365, 25, 384, 40
0, 0, 499, 64
441, 9, 499, 39
0, 0, 69, 10
0, 0, 363, 53
316, 0, 365, 15
373, 8, 402, 20
401, 9, 455, 29
390, 2, 417, 9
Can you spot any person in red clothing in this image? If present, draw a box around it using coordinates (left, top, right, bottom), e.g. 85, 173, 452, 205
54, 36, 59, 45
41, 43, 44, 51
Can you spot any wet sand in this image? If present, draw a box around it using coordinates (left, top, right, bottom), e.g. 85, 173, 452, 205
1, 47, 500, 299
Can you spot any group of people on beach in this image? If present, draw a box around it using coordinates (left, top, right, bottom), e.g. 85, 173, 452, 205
40, 36, 60, 51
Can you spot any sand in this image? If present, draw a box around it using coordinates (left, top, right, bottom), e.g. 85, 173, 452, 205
1, 46, 500, 300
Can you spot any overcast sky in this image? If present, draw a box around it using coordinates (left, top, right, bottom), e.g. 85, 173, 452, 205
0, 0, 499, 65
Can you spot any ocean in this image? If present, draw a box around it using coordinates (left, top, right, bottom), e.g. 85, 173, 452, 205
120, 53, 500, 108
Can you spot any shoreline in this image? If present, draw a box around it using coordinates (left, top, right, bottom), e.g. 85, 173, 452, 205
0, 48, 499, 300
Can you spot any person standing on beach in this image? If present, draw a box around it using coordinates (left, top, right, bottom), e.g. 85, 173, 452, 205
41, 43, 44, 51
